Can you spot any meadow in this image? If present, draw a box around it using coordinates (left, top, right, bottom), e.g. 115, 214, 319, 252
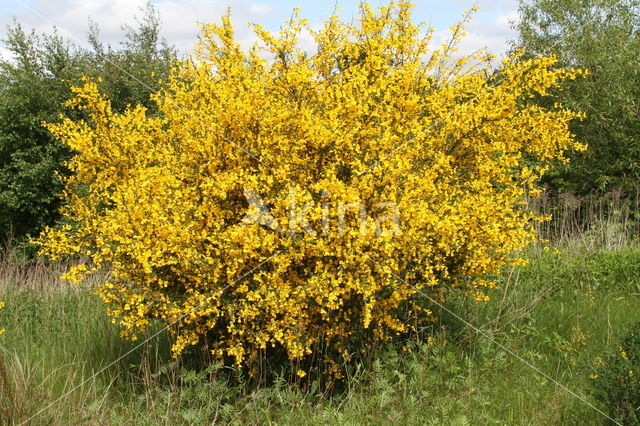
1, 237, 638, 425
1, 1, 640, 425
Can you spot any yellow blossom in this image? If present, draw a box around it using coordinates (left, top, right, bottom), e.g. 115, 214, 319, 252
0, 301, 5, 335
36, 1, 585, 377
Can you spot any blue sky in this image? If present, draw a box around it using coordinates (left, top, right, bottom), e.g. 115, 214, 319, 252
0, 1, 520, 59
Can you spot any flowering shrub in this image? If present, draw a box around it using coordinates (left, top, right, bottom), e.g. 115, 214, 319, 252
37, 2, 584, 377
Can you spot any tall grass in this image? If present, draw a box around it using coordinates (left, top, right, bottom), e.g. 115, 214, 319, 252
529, 187, 640, 249
1, 241, 639, 424
0, 248, 172, 424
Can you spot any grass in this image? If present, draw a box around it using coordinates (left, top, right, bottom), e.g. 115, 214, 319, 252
1, 244, 639, 425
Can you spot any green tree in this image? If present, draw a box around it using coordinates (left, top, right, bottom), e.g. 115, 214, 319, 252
515, 0, 640, 194
85, 3, 176, 113
0, 2, 175, 245
0, 23, 81, 242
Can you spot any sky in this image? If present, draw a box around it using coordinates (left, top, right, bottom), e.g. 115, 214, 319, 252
0, 0, 520, 60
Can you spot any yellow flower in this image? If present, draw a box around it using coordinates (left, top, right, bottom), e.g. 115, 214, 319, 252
0, 301, 5, 335
35, 1, 585, 377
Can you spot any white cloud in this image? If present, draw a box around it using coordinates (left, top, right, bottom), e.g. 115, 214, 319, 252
496, 10, 519, 28
1, 0, 278, 59
452, 0, 518, 12
248, 3, 273, 17
432, 8, 519, 61
1, 0, 519, 63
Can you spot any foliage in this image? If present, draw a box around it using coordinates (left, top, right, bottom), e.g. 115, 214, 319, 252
84, 2, 176, 113
0, 23, 80, 242
589, 323, 640, 424
0, 2, 175, 243
2, 244, 639, 423
37, 1, 584, 378
515, 0, 640, 195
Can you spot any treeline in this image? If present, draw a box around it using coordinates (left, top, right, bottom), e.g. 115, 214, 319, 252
2, 0, 640, 247
517, 0, 640, 195
515, 0, 640, 240
0, 3, 175, 246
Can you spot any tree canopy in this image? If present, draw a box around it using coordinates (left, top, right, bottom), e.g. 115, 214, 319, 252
516, 0, 640, 194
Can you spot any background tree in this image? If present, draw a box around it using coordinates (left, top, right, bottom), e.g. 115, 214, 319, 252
85, 3, 176, 113
515, 0, 640, 195
0, 23, 82, 243
0, 2, 176, 246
